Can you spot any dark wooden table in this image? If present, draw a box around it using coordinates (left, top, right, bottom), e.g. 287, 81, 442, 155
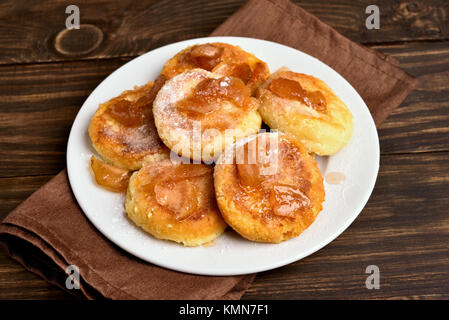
0, 0, 448, 299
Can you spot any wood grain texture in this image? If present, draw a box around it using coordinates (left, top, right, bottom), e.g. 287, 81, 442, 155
0, 250, 74, 300
0, 0, 448, 65
376, 41, 449, 154
0, 176, 52, 221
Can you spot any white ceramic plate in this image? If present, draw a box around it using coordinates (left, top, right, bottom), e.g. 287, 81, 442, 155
67, 37, 379, 276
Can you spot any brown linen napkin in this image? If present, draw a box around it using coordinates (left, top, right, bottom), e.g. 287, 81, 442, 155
0, 0, 417, 300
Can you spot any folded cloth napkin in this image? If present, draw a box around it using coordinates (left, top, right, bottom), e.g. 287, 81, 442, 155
0, 0, 417, 299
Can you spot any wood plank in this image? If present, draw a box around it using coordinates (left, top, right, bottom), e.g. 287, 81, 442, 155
0, 0, 448, 65
0, 250, 74, 299
0, 176, 52, 221
244, 151, 449, 299
0, 151, 447, 299
0, 58, 130, 177
375, 41, 449, 154
299, 0, 449, 44
0, 41, 448, 177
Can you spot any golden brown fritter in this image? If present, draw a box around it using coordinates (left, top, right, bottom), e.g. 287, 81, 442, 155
161, 42, 270, 94
214, 132, 325, 243
89, 79, 170, 170
126, 159, 227, 246
257, 67, 353, 155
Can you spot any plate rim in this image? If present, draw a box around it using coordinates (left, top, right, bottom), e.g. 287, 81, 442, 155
67, 36, 380, 276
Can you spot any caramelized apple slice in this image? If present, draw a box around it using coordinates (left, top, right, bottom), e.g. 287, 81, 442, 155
269, 77, 327, 113
236, 141, 263, 187
236, 135, 280, 187
247, 61, 269, 90
213, 62, 252, 84
177, 76, 251, 114
237, 163, 264, 187
270, 184, 311, 217
154, 179, 198, 220
189, 44, 224, 71
190, 44, 223, 58
90, 156, 131, 192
